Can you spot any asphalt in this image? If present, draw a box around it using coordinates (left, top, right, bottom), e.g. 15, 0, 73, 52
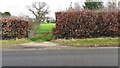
2, 47, 118, 66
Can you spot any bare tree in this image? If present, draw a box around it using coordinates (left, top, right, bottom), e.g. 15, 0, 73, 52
67, 2, 73, 10
27, 2, 49, 26
107, 2, 117, 10
74, 2, 81, 9
118, 1, 120, 10
67, 2, 82, 11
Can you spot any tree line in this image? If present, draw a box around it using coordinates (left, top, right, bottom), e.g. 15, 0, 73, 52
0, 12, 11, 17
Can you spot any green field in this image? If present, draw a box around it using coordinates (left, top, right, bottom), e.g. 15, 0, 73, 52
36, 23, 55, 33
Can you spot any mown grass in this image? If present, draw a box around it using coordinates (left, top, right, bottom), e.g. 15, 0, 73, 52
1, 39, 31, 48
36, 23, 55, 33
53, 37, 119, 47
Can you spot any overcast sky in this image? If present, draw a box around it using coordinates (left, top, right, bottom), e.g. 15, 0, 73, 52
0, 0, 119, 18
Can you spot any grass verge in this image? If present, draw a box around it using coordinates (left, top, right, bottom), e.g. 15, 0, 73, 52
53, 37, 119, 47
1, 39, 31, 48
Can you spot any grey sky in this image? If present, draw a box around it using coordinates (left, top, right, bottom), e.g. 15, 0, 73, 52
0, 0, 119, 18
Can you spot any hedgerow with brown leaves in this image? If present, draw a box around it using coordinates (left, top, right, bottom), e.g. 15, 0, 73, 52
1, 17, 29, 40
53, 10, 119, 39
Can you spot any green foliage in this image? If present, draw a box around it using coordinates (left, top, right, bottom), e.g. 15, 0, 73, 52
2, 12, 11, 16
0, 12, 2, 16
83, 2, 103, 10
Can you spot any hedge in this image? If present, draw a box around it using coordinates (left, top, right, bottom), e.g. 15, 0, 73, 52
53, 10, 120, 39
1, 17, 29, 40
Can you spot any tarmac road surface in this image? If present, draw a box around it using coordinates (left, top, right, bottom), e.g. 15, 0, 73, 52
2, 47, 118, 66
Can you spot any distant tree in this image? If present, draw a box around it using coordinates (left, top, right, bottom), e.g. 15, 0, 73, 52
45, 16, 50, 23
67, 2, 82, 11
86, 0, 102, 2
67, 2, 73, 10
19, 14, 31, 19
83, 2, 104, 10
50, 18, 56, 23
118, 1, 120, 10
2, 12, 11, 16
27, 2, 49, 26
107, 2, 117, 10
74, 2, 81, 9
0, 12, 2, 16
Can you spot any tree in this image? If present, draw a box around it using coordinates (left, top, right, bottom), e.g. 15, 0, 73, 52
27, 2, 49, 26
67, 2, 81, 11
74, 2, 81, 9
83, 2, 104, 10
67, 2, 73, 10
2, 12, 11, 16
86, 0, 102, 2
0, 12, 2, 16
107, 2, 117, 10
118, 1, 120, 10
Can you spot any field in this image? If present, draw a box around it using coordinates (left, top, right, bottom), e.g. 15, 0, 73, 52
36, 23, 55, 33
